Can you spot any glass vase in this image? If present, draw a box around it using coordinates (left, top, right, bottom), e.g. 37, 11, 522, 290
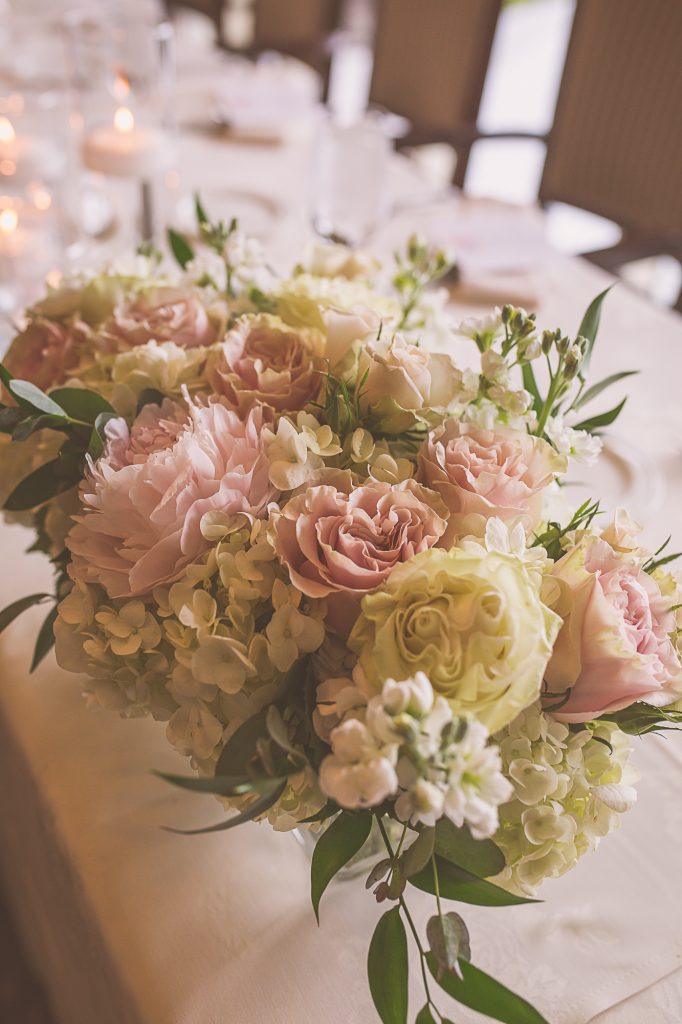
293, 815, 404, 881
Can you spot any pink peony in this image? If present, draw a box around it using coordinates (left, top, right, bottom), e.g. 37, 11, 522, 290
4, 317, 90, 390
545, 535, 682, 723
67, 397, 276, 598
270, 480, 448, 636
417, 420, 565, 539
207, 314, 325, 415
99, 287, 223, 352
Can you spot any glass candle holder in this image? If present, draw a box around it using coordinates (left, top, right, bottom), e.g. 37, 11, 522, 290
64, 0, 177, 250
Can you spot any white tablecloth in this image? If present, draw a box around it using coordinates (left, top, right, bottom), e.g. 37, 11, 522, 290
2, 72, 682, 1022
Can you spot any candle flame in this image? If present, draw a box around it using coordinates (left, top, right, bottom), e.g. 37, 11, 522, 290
114, 106, 135, 133
0, 117, 15, 144
0, 208, 18, 234
113, 71, 130, 101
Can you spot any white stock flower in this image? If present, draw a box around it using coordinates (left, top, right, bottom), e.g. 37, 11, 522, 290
319, 718, 399, 809
546, 415, 603, 465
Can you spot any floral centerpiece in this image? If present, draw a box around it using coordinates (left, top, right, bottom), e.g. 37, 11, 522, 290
2, 201, 681, 1024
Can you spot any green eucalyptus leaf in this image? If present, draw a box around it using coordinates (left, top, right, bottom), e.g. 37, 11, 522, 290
194, 193, 209, 226
30, 604, 58, 671
152, 769, 288, 797
521, 362, 543, 416
426, 912, 471, 974
365, 857, 392, 890
9, 379, 66, 417
577, 285, 612, 381
135, 388, 165, 414
48, 387, 115, 422
409, 855, 538, 907
310, 810, 372, 922
426, 954, 549, 1024
573, 396, 627, 432
0, 405, 26, 433
367, 907, 408, 1024
168, 228, 195, 270
401, 827, 435, 878
215, 709, 269, 776
3, 457, 82, 511
572, 370, 638, 410
434, 820, 505, 878
162, 779, 286, 835
415, 1006, 437, 1024
298, 799, 338, 824
265, 705, 306, 766
11, 414, 72, 442
0, 363, 14, 388
0, 592, 51, 634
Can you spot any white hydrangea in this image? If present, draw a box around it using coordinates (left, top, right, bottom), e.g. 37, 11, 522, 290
493, 701, 637, 895
546, 414, 603, 465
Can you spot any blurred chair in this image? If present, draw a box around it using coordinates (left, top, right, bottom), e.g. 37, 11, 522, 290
246, 0, 343, 96
538, 0, 682, 277
369, 0, 502, 188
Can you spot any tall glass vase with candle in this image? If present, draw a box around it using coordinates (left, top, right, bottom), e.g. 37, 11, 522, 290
64, 0, 177, 251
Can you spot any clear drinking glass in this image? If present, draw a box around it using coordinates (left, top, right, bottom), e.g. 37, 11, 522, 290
310, 114, 390, 247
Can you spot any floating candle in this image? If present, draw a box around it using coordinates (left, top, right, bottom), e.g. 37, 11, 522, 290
81, 106, 174, 178
0, 116, 62, 181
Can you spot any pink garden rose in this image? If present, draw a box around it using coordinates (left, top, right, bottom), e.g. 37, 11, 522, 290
67, 397, 276, 598
545, 533, 682, 723
417, 420, 566, 538
207, 314, 325, 415
99, 287, 223, 352
4, 318, 90, 390
322, 305, 379, 371
270, 479, 448, 635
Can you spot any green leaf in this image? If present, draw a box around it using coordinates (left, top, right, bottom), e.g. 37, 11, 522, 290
600, 701, 682, 736
521, 363, 543, 416
9, 379, 66, 417
3, 456, 82, 511
298, 800, 338, 824
48, 387, 115, 422
0, 593, 51, 634
135, 388, 165, 414
310, 810, 372, 922
152, 769, 288, 797
426, 912, 471, 973
365, 858, 392, 890
167, 228, 195, 270
162, 780, 286, 835
573, 396, 627, 432
415, 1006, 437, 1024
0, 363, 14, 388
401, 828, 435, 878
576, 286, 612, 381
409, 855, 538, 907
265, 705, 306, 766
88, 411, 120, 459
367, 908, 408, 1024
30, 604, 58, 671
194, 193, 209, 226
434, 820, 506, 879
215, 710, 269, 776
0, 404, 24, 433
11, 414, 72, 442
572, 370, 638, 410
427, 954, 549, 1024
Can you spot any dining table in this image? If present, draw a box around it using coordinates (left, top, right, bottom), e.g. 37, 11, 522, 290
1, 43, 682, 1024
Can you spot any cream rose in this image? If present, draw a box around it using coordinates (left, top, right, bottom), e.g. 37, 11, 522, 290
270, 480, 448, 636
545, 530, 682, 723
359, 335, 461, 413
349, 547, 561, 732
206, 313, 325, 415
417, 421, 566, 538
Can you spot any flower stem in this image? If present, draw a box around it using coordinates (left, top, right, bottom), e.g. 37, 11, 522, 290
375, 814, 440, 1018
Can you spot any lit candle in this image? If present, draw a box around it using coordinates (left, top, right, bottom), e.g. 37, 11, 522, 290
81, 106, 174, 178
0, 116, 63, 181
